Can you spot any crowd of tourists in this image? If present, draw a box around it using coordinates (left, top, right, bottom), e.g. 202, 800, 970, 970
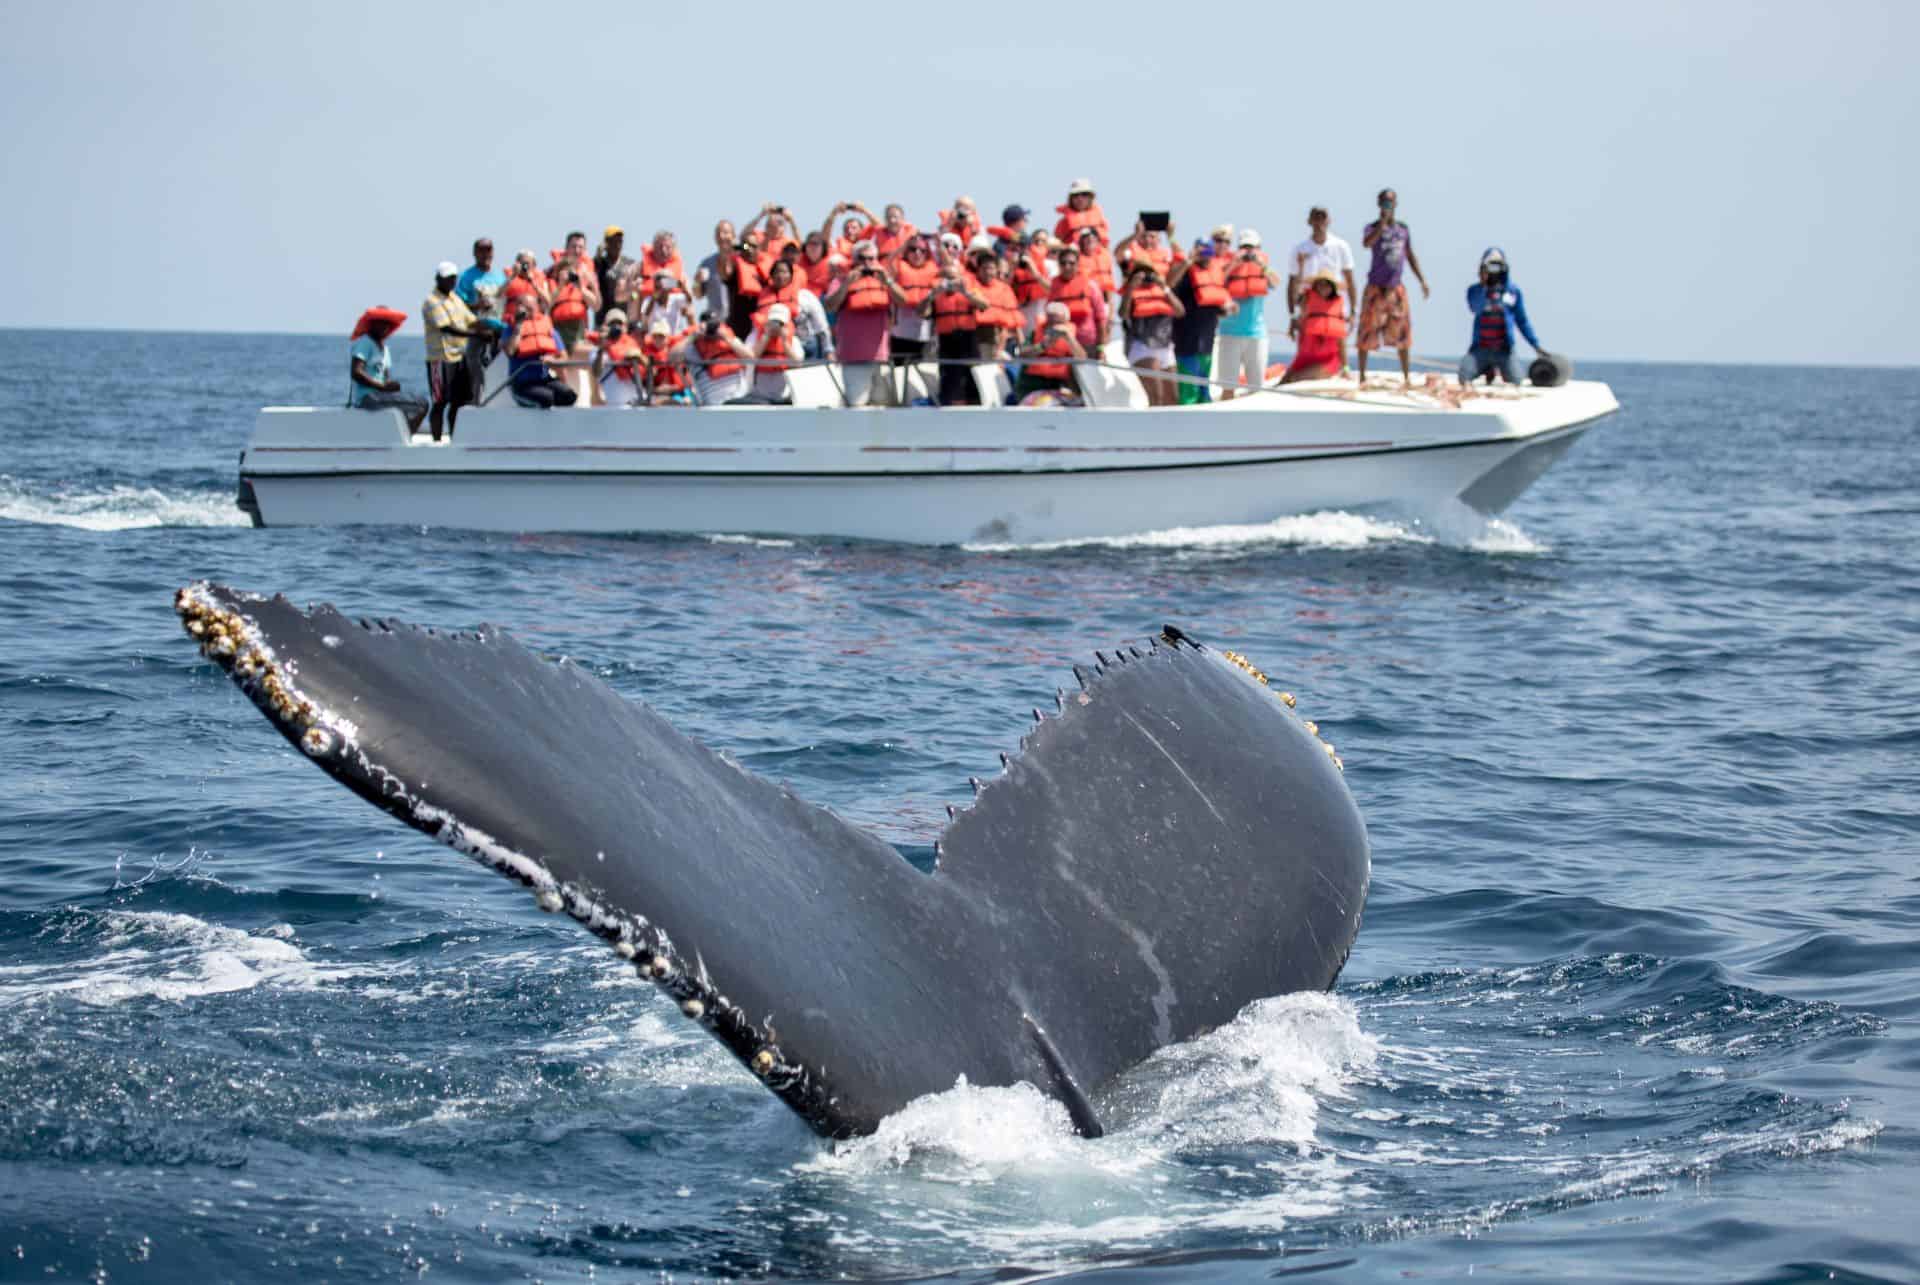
344, 180, 1544, 436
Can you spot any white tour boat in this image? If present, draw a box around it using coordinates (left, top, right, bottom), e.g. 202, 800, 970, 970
237, 357, 1616, 545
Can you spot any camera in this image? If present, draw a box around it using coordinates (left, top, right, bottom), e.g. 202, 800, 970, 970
702, 317, 721, 337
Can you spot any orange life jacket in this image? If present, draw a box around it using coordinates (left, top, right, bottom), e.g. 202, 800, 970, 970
1027, 333, 1076, 382
755, 331, 798, 375
601, 333, 645, 381
869, 224, 915, 260
1053, 201, 1109, 246
1300, 290, 1348, 341
1187, 260, 1231, 309
1127, 284, 1175, 318
840, 266, 891, 312
751, 280, 802, 331
640, 248, 684, 285
551, 282, 589, 324
511, 314, 559, 359
694, 327, 744, 380
1011, 257, 1049, 305
728, 253, 764, 300
977, 280, 1022, 331
932, 284, 979, 335
1125, 242, 1174, 279
892, 259, 939, 310
803, 253, 836, 296
1226, 257, 1270, 299
1081, 243, 1117, 290
642, 335, 685, 391
1049, 273, 1096, 326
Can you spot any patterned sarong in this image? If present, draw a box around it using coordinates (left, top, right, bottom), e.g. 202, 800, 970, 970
1356, 282, 1410, 352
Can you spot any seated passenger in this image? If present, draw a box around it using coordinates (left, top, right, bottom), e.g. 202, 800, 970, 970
672, 316, 754, 405
503, 299, 579, 409
1281, 270, 1349, 383
640, 319, 691, 405
592, 309, 648, 408
823, 243, 907, 407
1012, 302, 1087, 402
923, 266, 989, 406
348, 306, 428, 431
748, 304, 800, 404
1120, 262, 1186, 405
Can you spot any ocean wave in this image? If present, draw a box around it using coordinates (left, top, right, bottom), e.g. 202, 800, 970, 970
0, 477, 249, 530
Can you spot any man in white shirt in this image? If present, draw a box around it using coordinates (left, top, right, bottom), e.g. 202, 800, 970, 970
1288, 206, 1357, 344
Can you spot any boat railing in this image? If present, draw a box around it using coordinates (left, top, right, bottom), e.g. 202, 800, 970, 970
483, 352, 1498, 412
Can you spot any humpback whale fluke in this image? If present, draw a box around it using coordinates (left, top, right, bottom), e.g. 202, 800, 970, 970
174, 583, 1369, 1139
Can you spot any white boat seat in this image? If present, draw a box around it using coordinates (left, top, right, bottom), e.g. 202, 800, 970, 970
787, 365, 844, 409
1079, 362, 1149, 409
974, 364, 1013, 407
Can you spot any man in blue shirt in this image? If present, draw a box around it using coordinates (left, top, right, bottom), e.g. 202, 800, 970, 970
1460, 248, 1540, 385
455, 237, 507, 313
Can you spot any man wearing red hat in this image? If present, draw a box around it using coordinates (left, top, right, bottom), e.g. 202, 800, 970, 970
349, 306, 427, 432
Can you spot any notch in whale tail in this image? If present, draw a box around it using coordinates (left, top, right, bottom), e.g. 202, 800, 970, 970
175, 583, 1369, 1138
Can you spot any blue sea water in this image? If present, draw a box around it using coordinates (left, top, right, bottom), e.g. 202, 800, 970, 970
2, 332, 1917, 1282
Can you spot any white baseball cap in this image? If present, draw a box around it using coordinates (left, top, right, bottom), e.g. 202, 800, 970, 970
765, 303, 792, 324
1067, 177, 1095, 196
1238, 228, 1262, 248
435, 261, 459, 279
967, 234, 995, 256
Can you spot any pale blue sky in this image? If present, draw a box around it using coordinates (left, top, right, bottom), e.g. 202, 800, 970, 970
3, 1, 1914, 365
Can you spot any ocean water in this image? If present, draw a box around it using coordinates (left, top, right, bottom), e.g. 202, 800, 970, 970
2, 331, 1917, 1283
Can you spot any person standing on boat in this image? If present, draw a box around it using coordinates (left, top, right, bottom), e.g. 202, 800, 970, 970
1459, 248, 1541, 385
924, 265, 990, 406
593, 227, 635, 327
349, 307, 428, 431
888, 235, 940, 370
823, 241, 908, 406
1215, 230, 1281, 401
1120, 261, 1185, 406
1054, 178, 1109, 247
422, 263, 480, 440
455, 238, 507, 314
747, 304, 801, 404
1356, 189, 1430, 385
638, 272, 694, 338
1047, 242, 1108, 353
1287, 208, 1356, 351
1169, 236, 1232, 404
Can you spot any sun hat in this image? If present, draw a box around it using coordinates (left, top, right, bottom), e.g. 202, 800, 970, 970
1311, 268, 1340, 286
648, 318, 670, 337
604, 225, 624, 238
1209, 224, 1233, 241
604, 308, 628, 326
435, 261, 459, 280
1238, 228, 1262, 248
350, 306, 408, 340
765, 303, 792, 324
1067, 178, 1094, 196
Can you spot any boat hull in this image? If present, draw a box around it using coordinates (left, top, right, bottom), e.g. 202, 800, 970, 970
241, 381, 1616, 545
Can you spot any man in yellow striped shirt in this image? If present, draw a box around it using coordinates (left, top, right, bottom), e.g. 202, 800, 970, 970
422, 262, 479, 440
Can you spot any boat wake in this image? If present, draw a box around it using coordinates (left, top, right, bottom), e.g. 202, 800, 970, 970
0, 477, 249, 530
964, 508, 1546, 555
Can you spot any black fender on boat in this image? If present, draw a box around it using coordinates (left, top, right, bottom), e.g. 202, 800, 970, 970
173, 583, 1370, 1138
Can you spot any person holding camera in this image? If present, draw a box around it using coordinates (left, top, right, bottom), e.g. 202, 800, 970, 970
592, 309, 649, 409
748, 303, 801, 404
640, 318, 690, 406
1459, 248, 1542, 385
1046, 243, 1107, 352
1012, 302, 1088, 402
922, 266, 990, 406
1120, 261, 1186, 406
971, 253, 1024, 367
1115, 217, 1181, 280
1168, 239, 1233, 404
502, 297, 578, 410
824, 242, 910, 406
671, 314, 754, 406
1217, 230, 1282, 400
592, 227, 634, 326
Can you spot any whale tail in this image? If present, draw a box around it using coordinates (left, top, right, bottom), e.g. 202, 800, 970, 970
175, 583, 1368, 1137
